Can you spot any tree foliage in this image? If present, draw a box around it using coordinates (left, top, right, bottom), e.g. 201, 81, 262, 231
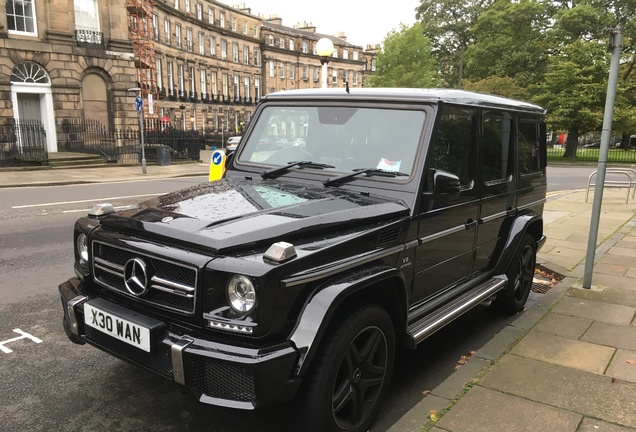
366, 23, 440, 88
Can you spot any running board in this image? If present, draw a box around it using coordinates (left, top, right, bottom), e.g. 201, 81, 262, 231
408, 275, 508, 345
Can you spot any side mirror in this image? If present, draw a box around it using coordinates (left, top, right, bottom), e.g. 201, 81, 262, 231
433, 170, 461, 196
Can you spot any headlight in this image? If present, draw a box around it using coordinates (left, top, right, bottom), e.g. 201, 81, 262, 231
227, 275, 256, 313
76, 233, 89, 267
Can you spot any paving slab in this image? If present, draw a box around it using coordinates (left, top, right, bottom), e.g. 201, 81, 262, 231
435, 386, 581, 432
553, 296, 636, 325
581, 321, 636, 352
605, 349, 636, 384
578, 418, 636, 432
480, 355, 636, 429
511, 330, 614, 374
386, 394, 449, 432
570, 282, 636, 306
533, 312, 592, 339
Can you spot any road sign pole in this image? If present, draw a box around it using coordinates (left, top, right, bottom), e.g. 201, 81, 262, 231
139, 106, 147, 175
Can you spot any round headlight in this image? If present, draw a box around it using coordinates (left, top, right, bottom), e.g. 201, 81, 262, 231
76, 233, 88, 267
227, 275, 256, 313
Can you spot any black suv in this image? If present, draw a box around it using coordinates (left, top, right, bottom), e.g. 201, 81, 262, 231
59, 88, 547, 432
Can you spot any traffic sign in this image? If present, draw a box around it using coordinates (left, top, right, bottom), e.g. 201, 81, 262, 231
209, 150, 226, 181
135, 96, 143, 113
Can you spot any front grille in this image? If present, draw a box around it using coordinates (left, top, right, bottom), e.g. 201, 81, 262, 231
191, 358, 256, 402
85, 326, 173, 379
92, 241, 198, 314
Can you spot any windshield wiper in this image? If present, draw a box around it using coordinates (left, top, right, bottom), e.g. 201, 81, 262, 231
261, 161, 335, 179
323, 168, 409, 186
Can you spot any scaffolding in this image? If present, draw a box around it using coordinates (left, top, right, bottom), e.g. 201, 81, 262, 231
127, 0, 158, 117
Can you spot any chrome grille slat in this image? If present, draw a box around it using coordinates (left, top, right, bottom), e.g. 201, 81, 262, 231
91, 241, 198, 315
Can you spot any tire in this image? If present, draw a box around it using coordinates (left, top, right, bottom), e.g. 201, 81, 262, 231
494, 233, 537, 314
300, 305, 395, 432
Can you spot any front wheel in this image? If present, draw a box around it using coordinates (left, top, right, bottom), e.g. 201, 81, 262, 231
300, 305, 395, 432
494, 233, 537, 314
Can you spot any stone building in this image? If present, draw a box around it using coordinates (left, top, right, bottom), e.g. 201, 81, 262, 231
0, 0, 138, 153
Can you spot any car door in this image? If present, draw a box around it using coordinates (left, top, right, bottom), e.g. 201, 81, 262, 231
473, 111, 516, 273
412, 105, 480, 304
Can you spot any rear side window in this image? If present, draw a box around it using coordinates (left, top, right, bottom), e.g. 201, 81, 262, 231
518, 120, 541, 175
481, 112, 512, 183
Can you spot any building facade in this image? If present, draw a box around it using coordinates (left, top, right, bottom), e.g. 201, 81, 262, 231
1, 0, 138, 153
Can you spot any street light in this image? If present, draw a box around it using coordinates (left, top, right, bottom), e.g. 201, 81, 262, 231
127, 87, 146, 174
316, 37, 334, 89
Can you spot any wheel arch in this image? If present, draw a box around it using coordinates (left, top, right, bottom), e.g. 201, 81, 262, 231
289, 264, 408, 377
494, 213, 544, 275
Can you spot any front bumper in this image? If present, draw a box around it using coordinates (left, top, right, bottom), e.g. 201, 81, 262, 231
59, 278, 302, 409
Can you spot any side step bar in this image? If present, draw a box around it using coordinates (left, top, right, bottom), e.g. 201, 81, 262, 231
408, 275, 508, 345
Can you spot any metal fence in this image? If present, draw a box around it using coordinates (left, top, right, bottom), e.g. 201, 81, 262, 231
0, 119, 48, 167
58, 118, 202, 164
547, 145, 636, 164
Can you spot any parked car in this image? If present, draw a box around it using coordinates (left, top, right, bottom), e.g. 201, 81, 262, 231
226, 136, 241, 151
59, 88, 547, 432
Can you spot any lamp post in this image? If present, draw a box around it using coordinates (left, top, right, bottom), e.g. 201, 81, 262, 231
316, 38, 334, 89
127, 87, 146, 174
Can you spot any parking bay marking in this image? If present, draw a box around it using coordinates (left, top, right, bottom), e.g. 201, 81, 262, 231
0, 328, 43, 353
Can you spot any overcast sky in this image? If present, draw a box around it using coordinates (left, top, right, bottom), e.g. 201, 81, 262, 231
218, 1, 419, 47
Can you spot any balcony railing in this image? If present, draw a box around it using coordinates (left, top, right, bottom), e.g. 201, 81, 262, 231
75, 29, 104, 48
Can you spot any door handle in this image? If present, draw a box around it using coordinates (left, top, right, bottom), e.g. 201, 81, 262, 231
464, 219, 477, 230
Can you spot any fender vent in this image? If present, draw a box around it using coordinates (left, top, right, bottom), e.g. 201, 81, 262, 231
377, 228, 401, 248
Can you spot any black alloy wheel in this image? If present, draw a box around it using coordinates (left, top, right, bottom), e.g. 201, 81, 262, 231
495, 233, 537, 314
301, 305, 395, 432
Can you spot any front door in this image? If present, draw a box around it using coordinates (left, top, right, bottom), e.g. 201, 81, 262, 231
17, 93, 42, 123
412, 106, 479, 303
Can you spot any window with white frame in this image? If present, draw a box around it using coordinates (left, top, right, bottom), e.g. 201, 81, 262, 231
231, 16, 236, 31
220, 12, 225, 28
244, 76, 250, 100
278, 63, 284, 79
302, 65, 308, 81
189, 66, 195, 93
243, 46, 249, 65
313, 66, 319, 82
268, 35, 274, 46
343, 49, 349, 60
302, 41, 308, 54
221, 40, 227, 60
312, 43, 316, 55
199, 32, 204, 54
175, 24, 182, 48
178, 63, 185, 93
222, 73, 229, 97
156, 58, 163, 90
233, 74, 240, 99
289, 40, 294, 51
186, 28, 193, 51
174, 0, 179, 9
291, 64, 297, 80
209, 36, 215, 56
371, 58, 376, 71
196, 3, 202, 20
164, 19, 171, 45
279, 37, 285, 48
211, 71, 217, 96
342, 70, 348, 83
253, 48, 260, 66
269, 61, 275, 77
185, 0, 190, 13
200, 69, 207, 96
167, 60, 174, 93
332, 69, 337, 83
254, 77, 260, 101
152, 14, 159, 41
353, 51, 359, 61
353, 71, 358, 85
243, 20, 247, 34
208, 6, 213, 23
233, 43, 239, 62
253, 24, 258, 37
332, 48, 338, 58
73, 0, 99, 33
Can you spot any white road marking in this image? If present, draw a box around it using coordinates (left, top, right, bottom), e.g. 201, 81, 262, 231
62, 205, 138, 214
0, 328, 43, 354
11, 193, 161, 209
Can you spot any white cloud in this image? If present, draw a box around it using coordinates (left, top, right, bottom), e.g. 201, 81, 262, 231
219, 0, 418, 46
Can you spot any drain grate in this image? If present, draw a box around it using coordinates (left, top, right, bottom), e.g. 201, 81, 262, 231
531, 264, 564, 294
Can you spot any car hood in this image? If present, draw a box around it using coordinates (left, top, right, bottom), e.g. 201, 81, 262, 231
99, 178, 409, 253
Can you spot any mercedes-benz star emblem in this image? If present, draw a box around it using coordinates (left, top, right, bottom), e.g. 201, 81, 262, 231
123, 258, 149, 296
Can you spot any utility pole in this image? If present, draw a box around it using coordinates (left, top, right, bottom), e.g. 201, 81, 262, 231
129, 87, 147, 174
583, 27, 623, 288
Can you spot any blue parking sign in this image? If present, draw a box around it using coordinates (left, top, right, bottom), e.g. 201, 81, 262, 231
135, 96, 143, 113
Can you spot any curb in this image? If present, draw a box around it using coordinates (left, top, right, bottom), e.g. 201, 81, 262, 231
387, 214, 636, 432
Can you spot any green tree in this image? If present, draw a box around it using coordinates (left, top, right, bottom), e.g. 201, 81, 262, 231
366, 23, 440, 88
416, 0, 492, 87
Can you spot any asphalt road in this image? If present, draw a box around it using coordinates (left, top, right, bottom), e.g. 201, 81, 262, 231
0, 168, 579, 431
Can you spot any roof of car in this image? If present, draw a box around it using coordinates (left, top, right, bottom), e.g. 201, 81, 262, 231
261, 88, 546, 114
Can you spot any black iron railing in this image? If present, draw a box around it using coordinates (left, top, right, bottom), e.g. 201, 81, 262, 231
0, 119, 48, 167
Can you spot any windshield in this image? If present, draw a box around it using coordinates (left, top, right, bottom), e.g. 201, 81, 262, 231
237, 106, 426, 178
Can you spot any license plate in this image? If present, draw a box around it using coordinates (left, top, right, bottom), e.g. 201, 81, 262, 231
84, 302, 151, 352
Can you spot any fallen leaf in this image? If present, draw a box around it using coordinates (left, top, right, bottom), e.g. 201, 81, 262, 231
626, 359, 636, 365
422, 390, 431, 395
469, 350, 477, 356
429, 410, 439, 422
612, 377, 617, 383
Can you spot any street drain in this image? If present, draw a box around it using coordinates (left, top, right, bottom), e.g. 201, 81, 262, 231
531, 264, 564, 294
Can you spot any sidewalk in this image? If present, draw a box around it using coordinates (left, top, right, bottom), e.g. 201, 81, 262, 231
391, 188, 636, 432
3, 160, 636, 431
